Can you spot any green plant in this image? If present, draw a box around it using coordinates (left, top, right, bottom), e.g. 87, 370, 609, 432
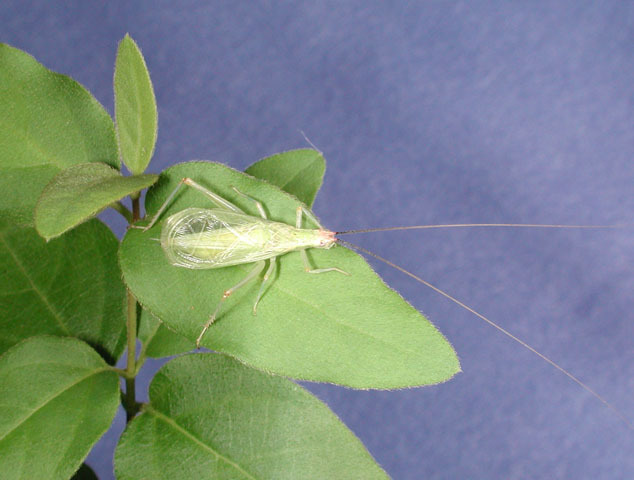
0, 35, 460, 479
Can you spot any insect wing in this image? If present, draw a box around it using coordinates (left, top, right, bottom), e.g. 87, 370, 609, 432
160, 207, 277, 269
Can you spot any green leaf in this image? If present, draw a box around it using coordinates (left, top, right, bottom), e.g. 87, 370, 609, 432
0, 166, 59, 226
115, 353, 387, 479
0, 44, 119, 225
0, 218, 126, 362
0, 336, 120, 480
138, 308, 194, 358
119, 161, 459, 388
245, 149, 326, 207
35, 162, 158, 240
114, 34, 158, 175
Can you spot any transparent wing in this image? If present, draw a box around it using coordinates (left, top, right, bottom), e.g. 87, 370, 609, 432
160, 207, 290, 269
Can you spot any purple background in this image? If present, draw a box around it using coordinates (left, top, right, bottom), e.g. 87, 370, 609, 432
3, 2, 633, 479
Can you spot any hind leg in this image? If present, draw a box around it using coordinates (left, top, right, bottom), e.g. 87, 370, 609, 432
196, 260, 266, 348
252, 258, 277, 314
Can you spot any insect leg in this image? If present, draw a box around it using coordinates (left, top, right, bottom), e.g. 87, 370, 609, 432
295, 206, 349, 274
252, 258, 277, 314
196, 260, 266, 348
183, 178, 244, 213
300, 249, 349, 275
231, 186, 267, 219
142, 178, 189, 231
141, 177, 245, 231
296, 205, 324, 229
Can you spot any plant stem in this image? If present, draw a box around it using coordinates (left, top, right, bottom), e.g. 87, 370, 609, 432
123, 289, 138, 421
123, 195, 142, 422
131, 192, 141, 221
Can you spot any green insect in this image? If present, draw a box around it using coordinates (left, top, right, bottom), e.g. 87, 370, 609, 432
143, 177, 348, 348
142, 176, 631, 430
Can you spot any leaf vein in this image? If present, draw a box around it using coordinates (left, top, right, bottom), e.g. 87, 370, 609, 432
0, 368, 111, 443
146, 405, 258, 480
0, 231, 71, 335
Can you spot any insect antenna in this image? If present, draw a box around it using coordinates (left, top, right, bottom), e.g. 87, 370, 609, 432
337, 223, 626, 235
336, 237, 633, 430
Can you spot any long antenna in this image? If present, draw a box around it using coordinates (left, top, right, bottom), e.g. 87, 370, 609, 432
337, 223, 625, 235
336, 238, 633, 430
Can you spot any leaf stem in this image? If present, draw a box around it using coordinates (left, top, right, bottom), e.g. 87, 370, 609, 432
110, 201, 133, 222
122, 195, 142, 422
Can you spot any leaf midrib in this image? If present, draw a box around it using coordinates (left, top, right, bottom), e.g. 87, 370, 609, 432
278, 154, 321, 193
146, 405, 258, 480
230, 254, 423, 359
0, 230, 70, 335
0, 367, 111, 442
0, 118, 66, 168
